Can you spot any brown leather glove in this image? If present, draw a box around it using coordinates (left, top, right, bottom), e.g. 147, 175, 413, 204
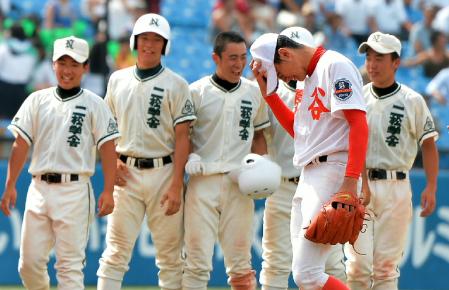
304, 192, 365, 245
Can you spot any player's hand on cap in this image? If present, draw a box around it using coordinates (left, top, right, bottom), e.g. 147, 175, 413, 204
185, 153, 204, 176
116, 158, 130, 186
0, 186, 17, 216
97, 191, 115, 217
160, 185, 182, 216
250, 59, 268, 98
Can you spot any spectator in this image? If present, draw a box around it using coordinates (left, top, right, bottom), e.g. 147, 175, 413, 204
432, 5, 449, 35
0, 23, 37, 118
142, 0, 160, 13
335, 0, 372, 46
81, 0, 106, 32
301, 2, 320, 34
211, 0, 255, 43
44, 0, 79, 28
408, 4, 438, 56
321, 12, 354, 53
30, 41, 57, 91
404, 0, 423, 25
114, 35, 135, 70
107, 0, 145, 40
0, 0, 10, 31
403, 30, 449, 78
82, 30, 109, 96
426, 67, 449, 105
368, 0, 412, 40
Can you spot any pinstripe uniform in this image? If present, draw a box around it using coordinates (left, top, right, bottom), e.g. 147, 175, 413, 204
182, 75, 270, 289
97, 65, 195, 289
345, 83, 438, 290
9, 87, 119, 289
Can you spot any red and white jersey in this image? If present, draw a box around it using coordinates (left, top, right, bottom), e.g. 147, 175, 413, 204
267, 81, 303, 178
293, 50, 366, 167
190, 76, 270, 174
105, 66, 196, 158
8, 87, 119, 175
364, 83, 438, 171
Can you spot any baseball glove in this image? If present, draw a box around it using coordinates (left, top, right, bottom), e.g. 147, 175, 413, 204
304, 192, 365, 246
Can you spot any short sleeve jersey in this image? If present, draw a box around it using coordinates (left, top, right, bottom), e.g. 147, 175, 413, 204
364, 83, 438, 171
190, 76, 270, 174
105, 66, 196, 158
268, 81, 302, 177
293, 50, 366, 167
8, 87, 119, 175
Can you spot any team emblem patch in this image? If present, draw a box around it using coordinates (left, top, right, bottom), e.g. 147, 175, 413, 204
107, 118, 118, 134
182, 99, 194, 115
424, 116, 435, 132
334, 79, 353, 101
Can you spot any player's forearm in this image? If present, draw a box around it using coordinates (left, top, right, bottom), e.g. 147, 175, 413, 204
264, 93, 295, 137
173, 122, 191, 187
99, 140, 117, 194
5, 136, 29, 188
251, 130, 268, 155
422, 138, 439, 192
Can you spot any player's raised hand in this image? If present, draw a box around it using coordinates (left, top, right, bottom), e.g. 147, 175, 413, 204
160, 184, 182, 216
250, 59, 268, 98
1, 185, 17, 216
97, 191, 114, 217
115, 158, 130, 186
420, 186, 436, 217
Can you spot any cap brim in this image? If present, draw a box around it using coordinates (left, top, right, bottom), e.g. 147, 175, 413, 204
358, 42, 396, 55
265, 62, 278, 95
52, 51, 87, 63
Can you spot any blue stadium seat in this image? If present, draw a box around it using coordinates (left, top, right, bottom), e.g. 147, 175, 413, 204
162, 0, 213, 28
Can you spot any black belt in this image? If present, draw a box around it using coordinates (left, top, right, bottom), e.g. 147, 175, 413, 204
308, 155, 328, 165
368, 169, 407, 180
119, 154, 172, 169
34, 173, 79, 184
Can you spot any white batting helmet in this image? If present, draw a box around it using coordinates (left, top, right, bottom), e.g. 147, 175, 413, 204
129, 13, 171, 54
236, 154, 282, 199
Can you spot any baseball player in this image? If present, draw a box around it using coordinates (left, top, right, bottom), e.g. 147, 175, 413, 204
344, 32, 439, 290
0, 36, 119, 289
261, 78, 347, 290
182, 31, 270, 290
96, 13, 196, 290
250, 26, 369, 290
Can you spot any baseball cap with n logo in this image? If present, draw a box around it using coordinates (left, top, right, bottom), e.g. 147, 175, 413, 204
52, 36, 89, 63
358, 31, 402, 56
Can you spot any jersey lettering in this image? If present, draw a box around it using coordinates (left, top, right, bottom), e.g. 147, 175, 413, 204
385, 104, 405, 147
294, 89, 303, 113
239, 100, 252, 141
147, 87, 164, 128
308, 87, 330, 120
67, 106, 87, 147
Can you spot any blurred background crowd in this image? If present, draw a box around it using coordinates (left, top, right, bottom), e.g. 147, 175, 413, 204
0, 0, 448, 166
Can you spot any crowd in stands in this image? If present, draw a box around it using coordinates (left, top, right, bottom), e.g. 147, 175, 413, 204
0, 0, 449, 159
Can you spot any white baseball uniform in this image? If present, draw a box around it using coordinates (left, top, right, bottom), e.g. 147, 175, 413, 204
97, 65, 195, 289
344, 83, 438, 290
289, 49, 365, 289
182, 75, 270, 290
8, 87, 119, 290
261, 81, 347, 290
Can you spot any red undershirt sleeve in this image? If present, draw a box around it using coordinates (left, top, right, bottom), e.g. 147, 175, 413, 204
264, 93, 295, 137
343, 109, 368, 178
